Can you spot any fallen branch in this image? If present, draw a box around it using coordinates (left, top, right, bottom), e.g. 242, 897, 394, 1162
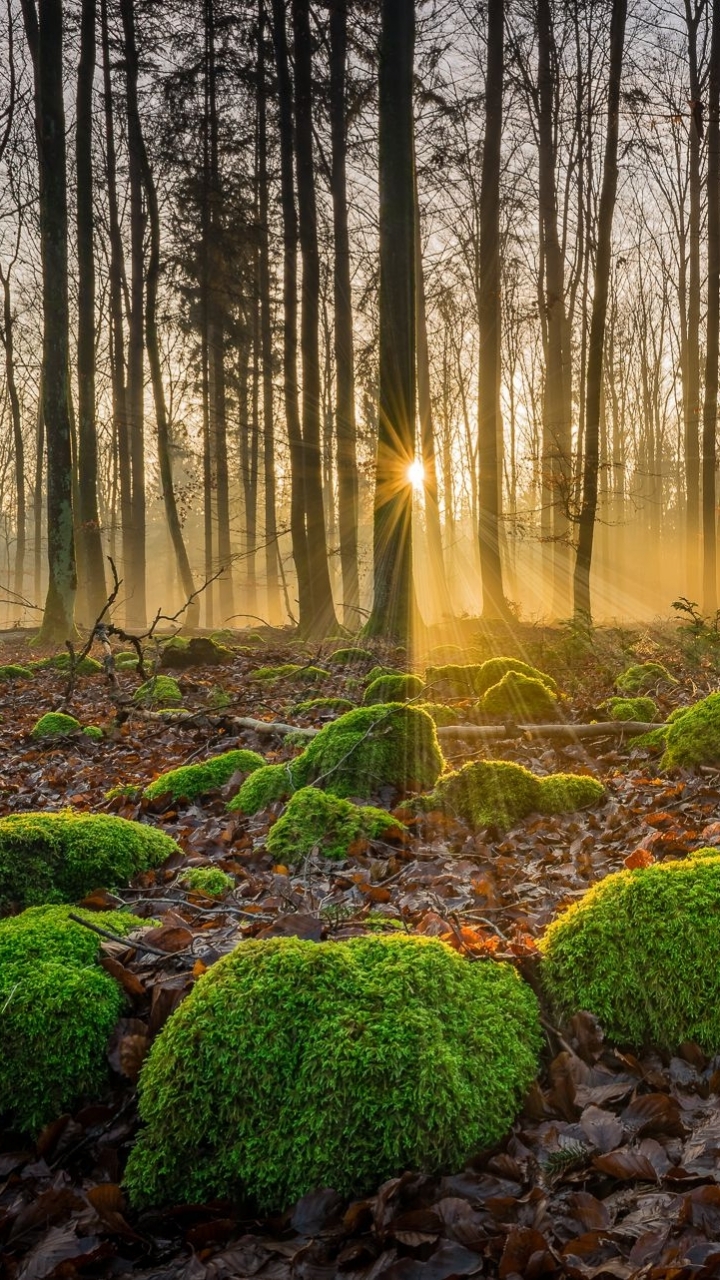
68, 912, 173, 958
435, 719, 660, 742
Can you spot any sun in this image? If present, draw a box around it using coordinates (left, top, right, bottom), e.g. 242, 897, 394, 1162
407, 458, 425, 491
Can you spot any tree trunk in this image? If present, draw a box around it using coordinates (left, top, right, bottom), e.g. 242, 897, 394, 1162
477, 0, 508, 618
365, 0, 416, 642
0, 265, 25, 605
20, 0, 76, 640
573, 0, 627, 619
256, 0, 280, 622
685, 0, 703, 597
704, 0, 720, 612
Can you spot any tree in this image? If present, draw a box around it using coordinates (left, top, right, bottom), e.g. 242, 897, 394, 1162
703, 0, 720, 612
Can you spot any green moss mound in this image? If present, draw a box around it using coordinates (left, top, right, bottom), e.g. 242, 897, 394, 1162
0, 664, 33, 680
266, 787, 404, 864
415, 760, 604, 831
418, 702, 462, 728
179, 867, 234, 896
293, 696, 355, 715
124, 934, 542, 1211
481, 671, 559, 721
251, 664, 329, 684
0, 811, 180, 911
475, 657, 556, 697
363, 673, 424, 706
540, 850, 720, 1052
616, 661, 677, 694
133, 675, 183, 707
115, 651, 140, 670
160, 636, 233, 669
31, 653, 103, 675
30, 712, 81, 740
228, 763, 295, 814
327, 647, 375, 666
654, 692, 720, 767
292, 704, 443, 799
83, 725, 104, 740
144, 749, 265, 803
0, 906, 144, 1132
425, 657, 555, 700
602, 695, 658, 722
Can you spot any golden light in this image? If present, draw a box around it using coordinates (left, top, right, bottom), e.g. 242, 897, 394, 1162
407, 458, 425, 491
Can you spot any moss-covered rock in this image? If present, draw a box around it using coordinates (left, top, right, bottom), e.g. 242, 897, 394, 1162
124, 934, 542, 1210
363, 673, 424, 705
293, 696, 356, 715
418, 702, 463, 728
327, 647, 375, 666
615, 661, 676, 694
481, 671, 559, 721
413, 760, 604, 832
0, 811, 180, 911
601, 695, 658, 722
115, 650, 140, 670
160, 636, 233, 669
31, 653, 103, 675
83, 725, 104, 740
133, 675, 183, 707
30, 712, 81, 741
425, 657, 556, 700
0, 664, 33, 680
0, 905, 144, 1132
250, 664, 329, 684
228, 763, 295, 815
266, 787, 404, 864
144, 749, 265, 803
657, 692, 720, 768
540, 849, 720, 1052
291, 704, 443, 798
179, 867, 234, 896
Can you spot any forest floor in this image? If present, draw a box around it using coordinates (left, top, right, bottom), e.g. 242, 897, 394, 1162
2, 616, 720, 1280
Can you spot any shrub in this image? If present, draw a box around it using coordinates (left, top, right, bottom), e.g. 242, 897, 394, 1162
0, 811, 180, 911
144, 749, 265, 803
291, 704, 443, 798
0, 664, 32, 680
0, 906, 144, 1132
30, 712, 81, 740
602, 695, 658, 722
179, 867, 234, 896
615, 661, 676, 694
414, 760, 604, 831
540, 850, 720, 1052
124, 934, 542, 1211
265, 787, 404, 864
363, 673, 424, 706
133, 676, 183, 707
481, 672, 559, 721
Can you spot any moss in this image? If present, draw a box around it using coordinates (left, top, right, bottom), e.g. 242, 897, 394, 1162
133, 675, 183, 707
31, 712, 81, 740
228, 763, 295, 814
105, 784, 142, 801
418, 702, 463, 728
481, 672, 559, 721
179, 867, 234, 896
161, 637, 234, 669
0, 664, 33, 680
327, 647, 375, 666
0, 810, 180, 911
616, 661, 677, 694
659, 692, 720, 767
144, 749, 265, 803
83, 725, 104, 740
601, 695, 658, 722
0, 906, 145, 1133
124, 934, 542, 1211
475, 657, 556, 697
115, 651, 140, 670
414, 760, 604, 832
265, 787, 404, 864
540, 849, 720, 1052
293, 696, 356, 715
250, 664, 302, 681
32, 653, 103, 675
425, 657, 555, 700
363, 673, 425, 705
291, 704, 443, 799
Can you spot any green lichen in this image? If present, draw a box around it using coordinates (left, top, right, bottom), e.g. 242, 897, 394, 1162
291, 704, 443, 799
31, 712, 81, 740
133, 675, 183, 707
481, 672, 559, 721
414, 760, 604, 832
0, 810, 180, 911
83, 725, 104, 740
0, 664, 33, 680
265, 787, 404, 864
540, 849, 720, 1052
615, 661, 677, 694
293, 697, 356, 715
179, 867, 234, 896
0, 906, 145, 1132
124, 934, 542, 1211
601, 695, 658, 722
363, 674, 425, 706
327, 647, 375, 666
228, 763, 295, 814
144, 749, 265, 803
658, 692, 720, 768
425, 657, 556, 700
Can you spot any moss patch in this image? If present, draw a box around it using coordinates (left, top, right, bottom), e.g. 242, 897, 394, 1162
144, 749, 265, 803
291, 704, 443, 799
30, 712, 81, 741
418, 702, 463, 728
179, 867, 234, 896
228, 763, 295, 815
658, 692, 720, 768
540, 849, 720, 1052
83, 725, 104, 740
0, 811, 180, 911
615, 661, 677, 694
250, 664, 329, 684
266, 787, 404, 864
133, 676, 183, 707
327, 647, 375, 666
425, 657, 555, 700
601, 695, 658, 722
413, 760, 604, 832
124, 934, 542, 1211
363, 673, 424, 705
481, 671, 559, 721
160, 636, 233, 668
293, 696, 356, 715
0, 664, 33, 680
31, 653, 103, 675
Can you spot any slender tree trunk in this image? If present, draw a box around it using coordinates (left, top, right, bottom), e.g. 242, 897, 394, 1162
76, 0, 106, 622
365, 0, 416, 642
0, 266, 25, 604
704, 0, 720, 612
20, 0, 76, 640
34, 377, 44, 604
120, 0, 147, 627
477, 0, 508, 618
685, 0, 703, 596
573, 0, 627, 618
257, 0, 280, 622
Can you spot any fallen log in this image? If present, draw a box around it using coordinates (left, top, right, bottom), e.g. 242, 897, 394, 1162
435, 719, 659, 741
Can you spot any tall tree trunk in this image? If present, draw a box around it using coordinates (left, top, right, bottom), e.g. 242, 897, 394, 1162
292, 0, 338, 636
120, 0, 147, 627
329, 0, 359, 628
685, 0, 703, 596
365, 0, 416, 642
271, 0, 311, 625
256, 0, 280, 622
0, 264, 25, 604
76, 0, 106, 623
20, 0, 76, 640
477, 0, 508, 618
573, 0, 627, 619
704, 0, 720, 612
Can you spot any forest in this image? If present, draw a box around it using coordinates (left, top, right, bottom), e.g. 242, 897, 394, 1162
7, 1, 720, 1279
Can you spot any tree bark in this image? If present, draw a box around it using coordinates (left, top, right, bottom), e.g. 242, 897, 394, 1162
685, 0, 704, 597
704, 0, 720, 612
0, 263, 25, 605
